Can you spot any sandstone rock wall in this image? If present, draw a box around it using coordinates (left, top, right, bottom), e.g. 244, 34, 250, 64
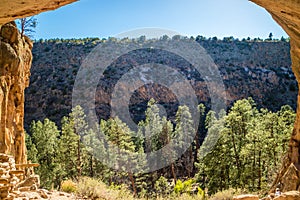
0, 22, 32, 164
0, 0, 77, 25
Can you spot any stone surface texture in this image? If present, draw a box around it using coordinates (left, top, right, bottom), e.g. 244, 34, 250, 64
233, 194, 259, 200
0, 153, 76, 199
0, 22, 32, 165
274, 191, 300, 200
0, 0, 77, 167
0, 0, 77, 25
0, 153, 38, 199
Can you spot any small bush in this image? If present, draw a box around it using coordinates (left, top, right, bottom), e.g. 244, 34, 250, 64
198, 187, 205, 199
155, 176, 171, 196
76, 177, 108, 199
61, 180, 77, 193
76, 177, 135, 200
174, 179, 197, 195
174, 180, 184, 194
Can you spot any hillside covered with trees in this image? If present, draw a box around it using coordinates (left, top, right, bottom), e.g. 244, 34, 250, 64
25, 36, 297, 130
23, 36, 298, 199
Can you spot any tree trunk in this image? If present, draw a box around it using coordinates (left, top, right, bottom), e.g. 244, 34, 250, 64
171, 163, 177, 184
77, 139, 82, 177
230, 129, 241, 181
128, 172, 137, 196
258, 150, 261, 190
90, 154, 94, 177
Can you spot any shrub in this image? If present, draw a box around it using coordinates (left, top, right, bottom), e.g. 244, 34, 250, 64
174, 180, 184, 194
61, 180, 77, 193
182, 179, 194, 194
76, 177, 108, 199
198, 187, 205, 199
154, 176, 172, 197
174, 179, 200, 196
76, 177, 135, 200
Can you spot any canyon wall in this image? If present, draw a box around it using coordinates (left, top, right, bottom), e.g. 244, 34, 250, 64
25, 39, 296, 129
0, 22, 32, 164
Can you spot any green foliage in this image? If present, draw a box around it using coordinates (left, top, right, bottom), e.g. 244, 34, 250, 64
25, 99, 295, 198
197, 187, 205, 199
174, 179, 198, 195
182, 179, 195, 194
154, 176, 171, 197
58, 116, 80, 180
29, 118, 60, 189
25, 132, 38, 163
27, 106, 92, 189
61, 180, 77, 193
174, 179, 184, 194
196, 98, 295, 194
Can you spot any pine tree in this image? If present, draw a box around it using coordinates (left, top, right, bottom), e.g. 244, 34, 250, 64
25, 132, 38, 163
82, 126, 107, 178
196, 98, 295, 194
174, 105, 195, 178
57, 116, 79, 181
30, 119, 60, 189
101, 117, 143, 195
69, 105, 88, 177
196, 109, 228, 194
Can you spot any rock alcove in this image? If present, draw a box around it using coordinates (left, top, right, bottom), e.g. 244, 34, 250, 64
0, 0, 299, 193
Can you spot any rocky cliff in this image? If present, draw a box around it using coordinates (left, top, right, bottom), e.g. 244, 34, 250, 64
0, 22, 32, 164
24, 38, 297, 133
0, 0, 77, 167
0, 0, 77, 25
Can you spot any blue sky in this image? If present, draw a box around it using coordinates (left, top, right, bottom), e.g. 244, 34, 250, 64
34, 0, 288, 39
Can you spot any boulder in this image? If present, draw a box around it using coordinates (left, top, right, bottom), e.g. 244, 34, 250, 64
274, 191, 300, 200
38, 189, 48, 199
233, 194, 259, 200
17, 175, 40, 188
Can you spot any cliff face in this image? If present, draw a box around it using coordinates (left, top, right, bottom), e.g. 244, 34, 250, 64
250, 0, 300, 192
0, 22, 32, 164
0, 0, 77, 25
25, 39, 297, 129
0, 0, 77, 166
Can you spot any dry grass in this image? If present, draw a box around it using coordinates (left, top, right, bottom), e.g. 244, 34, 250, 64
73, 177, 247, 200
76, 177, 135, 200
208, 188, 244, 200
61, 179, 77, 193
